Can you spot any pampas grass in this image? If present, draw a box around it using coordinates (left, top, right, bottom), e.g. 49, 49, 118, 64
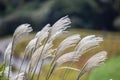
76, 51, 107, 80
2, 16, 107, 80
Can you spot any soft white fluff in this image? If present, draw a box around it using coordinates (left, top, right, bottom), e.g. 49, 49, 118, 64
75, 35, 103, 56
56, 34, 80, 56
3, 16, 108, 80
28, 42, 53, 73
35, 24, 51, 38
35, 24, 51, 47
77, 51, 107, 78
12, 23, 33, 50
24, 38, 37, 56
56, 51, 78, 67
48, 16, 71, 42
24, 24, 51, 56
4, 42, 12, 60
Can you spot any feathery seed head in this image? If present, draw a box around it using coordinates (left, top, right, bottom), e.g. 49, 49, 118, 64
35, 24, 51, 38
51, 15, 71, 35
12, 23, 33, 51
75, 35, 103, 56
4, 42, 12, 61
48, 16, 71, 42
56, 51, 78, 67
14, 24, 32, 36
25, 38, 37, 56
56, 34, 80, 55
4, 16, 108, 80
28, 42, 53, 73
80, 51, 107, 76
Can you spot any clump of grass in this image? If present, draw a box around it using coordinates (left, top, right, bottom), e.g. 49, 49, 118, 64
2, 16, 107, 80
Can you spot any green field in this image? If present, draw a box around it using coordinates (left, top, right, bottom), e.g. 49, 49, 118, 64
89, 55, 120, 80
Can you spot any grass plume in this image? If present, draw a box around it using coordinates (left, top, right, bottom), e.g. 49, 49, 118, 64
2, 16, 107, 80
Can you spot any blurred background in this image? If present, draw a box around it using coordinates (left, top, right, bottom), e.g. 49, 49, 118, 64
0, 0, 120, 36
0, 0, 120, 80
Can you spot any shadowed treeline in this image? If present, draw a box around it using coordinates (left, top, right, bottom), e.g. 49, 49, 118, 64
0, 0, 120, 36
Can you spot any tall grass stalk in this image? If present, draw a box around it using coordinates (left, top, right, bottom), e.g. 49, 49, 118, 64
2, 16, 107, 80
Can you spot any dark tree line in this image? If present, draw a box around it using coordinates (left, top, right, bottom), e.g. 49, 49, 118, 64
0, 0, 120, 36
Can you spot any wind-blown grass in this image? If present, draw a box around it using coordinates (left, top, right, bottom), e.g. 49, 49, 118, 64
1, 16, 108, 80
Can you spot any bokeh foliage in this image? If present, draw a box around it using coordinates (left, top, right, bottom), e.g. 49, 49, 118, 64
0, 0, 120, 36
